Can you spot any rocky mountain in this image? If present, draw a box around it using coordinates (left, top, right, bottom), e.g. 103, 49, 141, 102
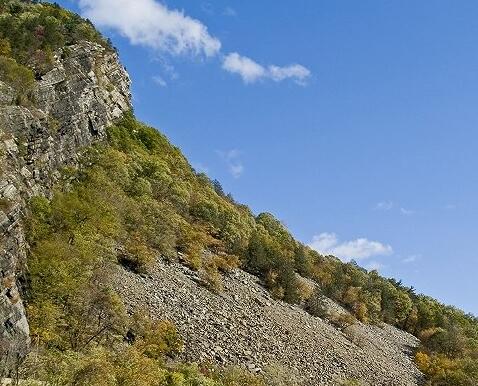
0, 36, 421, 386
1, 2, 478, 386
0, 35, 423, 385
1, 40, 131, 369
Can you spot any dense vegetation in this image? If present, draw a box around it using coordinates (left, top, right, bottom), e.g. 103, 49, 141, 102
20, 113, 296, 385
0, 0, 110, 102
23, 113, 478, 385
1, 1, 477, 384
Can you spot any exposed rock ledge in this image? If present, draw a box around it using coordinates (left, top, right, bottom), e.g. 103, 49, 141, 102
0, 41, 131, 373
114, 258, 424, 386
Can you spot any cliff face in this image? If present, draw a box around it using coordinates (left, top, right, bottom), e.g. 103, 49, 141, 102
0, 41, 131, 371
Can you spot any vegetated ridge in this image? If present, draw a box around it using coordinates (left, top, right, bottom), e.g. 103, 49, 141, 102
0, 1, 477, 385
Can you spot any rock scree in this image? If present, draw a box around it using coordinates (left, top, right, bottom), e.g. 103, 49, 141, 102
114, 258, 424, 386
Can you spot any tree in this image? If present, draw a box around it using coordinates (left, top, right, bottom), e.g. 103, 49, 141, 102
212, 179, 224, 196
294, 243, 313, 277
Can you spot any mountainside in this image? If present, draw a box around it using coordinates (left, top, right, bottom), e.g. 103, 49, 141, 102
114, 258, 423, 385
1, 1, 478, 385
1, 14, 131, 370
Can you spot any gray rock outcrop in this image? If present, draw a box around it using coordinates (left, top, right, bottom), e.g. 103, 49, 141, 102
0, 41, 131, 374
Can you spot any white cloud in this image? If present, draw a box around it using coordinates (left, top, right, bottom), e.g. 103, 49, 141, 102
222, 53, 266, 83
400, 208, 415, 216
218, 149, 244, 178
79, 0, 221, 57
308, 233, 393, 261
375, 201, 394, 211
222, 53, 311, 84
152, 75, 167, 87
268, 64, 311, 85
310, 233, 338, 251
78, 0, 310, 87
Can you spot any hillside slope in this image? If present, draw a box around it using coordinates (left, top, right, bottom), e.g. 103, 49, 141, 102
1, 1, 478, 385
114, 258, 423, 385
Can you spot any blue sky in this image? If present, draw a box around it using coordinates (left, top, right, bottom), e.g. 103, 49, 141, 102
56, 0, 478, 315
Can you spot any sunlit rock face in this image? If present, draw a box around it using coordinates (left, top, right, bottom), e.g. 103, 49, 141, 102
0, 41, 131, 374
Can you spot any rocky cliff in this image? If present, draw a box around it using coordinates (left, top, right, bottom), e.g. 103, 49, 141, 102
0, 41, 131, 371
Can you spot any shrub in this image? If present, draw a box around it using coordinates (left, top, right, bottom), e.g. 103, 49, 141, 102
337, 380, 365, 386
343, 326, 367, 348
354, 302, 368, 323
176, 223, 207, 270
420, 327, 467, 358
120, 233, 156, 273
261, 364, 300, 386
0, 37, 11, 56
296, 277, 314, 303
414, 351, 478, 386
132, 319, 183, 360
305, 289, 328, 318
329, 312, 357, 331
219, 367, 264, 386
213, 253, 240, 273
0, 197, 12, 212
201, 256, 224, 293
0, 56, 34, 99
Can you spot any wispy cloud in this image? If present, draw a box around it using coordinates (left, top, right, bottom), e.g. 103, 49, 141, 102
402, 254, 421, 264
79, 0, 221, 57
200, 2, 214, 15
375, 201, 394, 211
223, 53, 311, 85
192, 162, 209, 174
218, 149, 244, 178
159, 61, 179, 80
229, 163, 244, 178
365, 261, 384, 271
308, 233, 393, 261
152, 75, 167, 87
400, 208, 415, 216
223, 7, 237, 17
374, 201, 416, 216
